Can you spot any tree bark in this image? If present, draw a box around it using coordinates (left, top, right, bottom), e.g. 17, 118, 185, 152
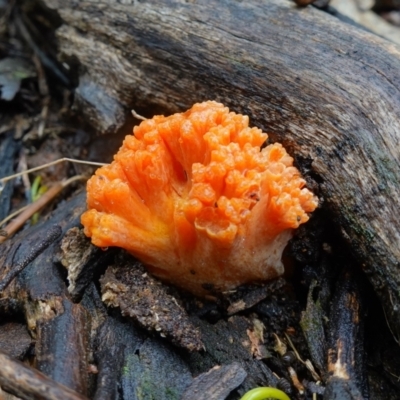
39, 0, 400, 340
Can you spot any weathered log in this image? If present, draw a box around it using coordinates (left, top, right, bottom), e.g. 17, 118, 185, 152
38, 0, 400, 341
91, 318, 125, 400
83, 286, 196, 400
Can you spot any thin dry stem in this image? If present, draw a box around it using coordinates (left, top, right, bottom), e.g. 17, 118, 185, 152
131, 109, 147, 121
0, 157, 106, 186
0, 175, 86, 244
0, 205, 30, 227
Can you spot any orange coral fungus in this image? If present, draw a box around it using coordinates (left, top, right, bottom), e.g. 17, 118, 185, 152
81, 101, 318, 296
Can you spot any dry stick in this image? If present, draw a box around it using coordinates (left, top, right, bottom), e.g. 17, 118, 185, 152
0, 184, 62, 243
285, 333, 321, 382
0, 175, 85, 244
0, 350, 88, 400
0, 204, 30, 227
131, 109, 147, 120
0, 224, 61, 292
0, 158, 106, 187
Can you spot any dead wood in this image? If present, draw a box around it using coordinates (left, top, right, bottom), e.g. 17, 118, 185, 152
181, 362, 247, 400
0, 191, 86, 327
59, 226, 114, 302
38, 0, 400, 342
99, 258, 204, 352
0, 192, 91, 396
0, 188, 63, 245
35, 299, 90, 396
0, 224, 61, 290
188, 316, 279, 395
300, 280, 328, 378
0, 131, 19, 222
113, 324, 193, 400
91, 318, 125, 400
325, 271, 367, 399
226, 279, 286, 316
0, 350, 88, 400
0, 322, 32, 359
1, 191, 294, 399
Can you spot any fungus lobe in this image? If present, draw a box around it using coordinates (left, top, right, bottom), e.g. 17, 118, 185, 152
81, 101, 318, 295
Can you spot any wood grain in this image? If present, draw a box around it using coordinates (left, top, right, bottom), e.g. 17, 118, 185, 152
41, 0, 400, 339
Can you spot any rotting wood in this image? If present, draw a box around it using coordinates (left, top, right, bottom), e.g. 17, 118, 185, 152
100, 258, 204, 352
0, 224, 61, 290
226, 279, 286, 316
116, 328, 193, 400
300, 280, 327, 379
0, 131, 19, 222
1, 191, 290, 399
91, 318, 126, 400
181, 362, 247, 400
0, 192, 91, 395
189, 316, 279, 395
37, 0, 400, 342
0, 350, 88, 400
35, 299, 90, 396
0, 186, 62, 244
59, 226, 115, 302
0, 322, 32, 360
0, 192, 86, 329
324, 270, 367, 400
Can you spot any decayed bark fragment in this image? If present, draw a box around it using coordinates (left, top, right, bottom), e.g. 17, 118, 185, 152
189, 316, 278, 395
227, 279, 286, 316
0, 192, 86, 327
59, 227, 115, 301
100, 259, 203, 352
181, 362, 247, 400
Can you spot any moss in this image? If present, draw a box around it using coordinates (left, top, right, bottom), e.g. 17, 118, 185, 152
136, 372, 180, 400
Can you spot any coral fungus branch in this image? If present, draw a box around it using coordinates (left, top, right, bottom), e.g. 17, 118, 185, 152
81, 101, 318, 295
